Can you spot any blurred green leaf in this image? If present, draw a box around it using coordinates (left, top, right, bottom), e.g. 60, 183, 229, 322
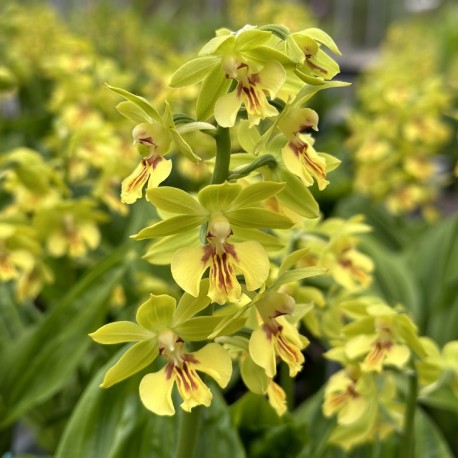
231, 392, 306, 458
0, 246, 133, 429
56, 353, 244, 458
361, 237, 421, 321
0, 284, 24, 342
419, 384, 458, 414
405, 214, 458, 344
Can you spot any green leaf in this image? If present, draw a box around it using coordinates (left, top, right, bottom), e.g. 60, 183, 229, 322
56, 355, 244, 458
116, 101, 151, 123
196, 65, 231, 121
231, 392, 307, 458
106, 84, 161, 124
0, 246, 132, 428
231, 182, 285, 209
405, 214, 458, 344
0, 284, 24, 342
361, 237, 422, 327
146, 187, 206, 216
227, 208, 293, 229
169, 56, 219, 87
132, 215, 205, 239
419, 385, 458, 414
412, 408, 454, 458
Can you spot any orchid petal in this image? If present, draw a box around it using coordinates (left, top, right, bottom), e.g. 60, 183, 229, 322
139, 366, 175, 416
192, 343, 232, 388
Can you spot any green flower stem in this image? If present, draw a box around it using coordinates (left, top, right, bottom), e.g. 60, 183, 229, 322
210, 126, 231, 185
174, 126, 230, 458
174, 406, 203, 458
400, 368, 418, 458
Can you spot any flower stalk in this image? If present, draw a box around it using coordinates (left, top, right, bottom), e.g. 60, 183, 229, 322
210, 126, 231, 185
400, 368, 418, 458
174, 407, 203, 458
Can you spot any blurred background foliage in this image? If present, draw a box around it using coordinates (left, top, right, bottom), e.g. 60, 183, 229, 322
1, 0, 458, 456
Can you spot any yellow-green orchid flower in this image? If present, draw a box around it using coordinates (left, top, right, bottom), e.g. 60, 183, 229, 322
217, 335, 288, 416
33, 199, 107, 258
417, 337, 458, 399
323, 365, 375, 427
286, 28, 341, 84
170, 25, 292, 121
249, 291, 309, 377
214, 61, 286, 128
0, 219, 38, 282
140, 338, 231, 416
90, 286, 233, 415
133, 181, 293, 304
341, 302, 426, 373
107, 85, 214, 204
276, 106, 330, 190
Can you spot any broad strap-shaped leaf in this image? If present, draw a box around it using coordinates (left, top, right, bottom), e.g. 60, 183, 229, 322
56, 355, 245, 458
0, 246, 132, 428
